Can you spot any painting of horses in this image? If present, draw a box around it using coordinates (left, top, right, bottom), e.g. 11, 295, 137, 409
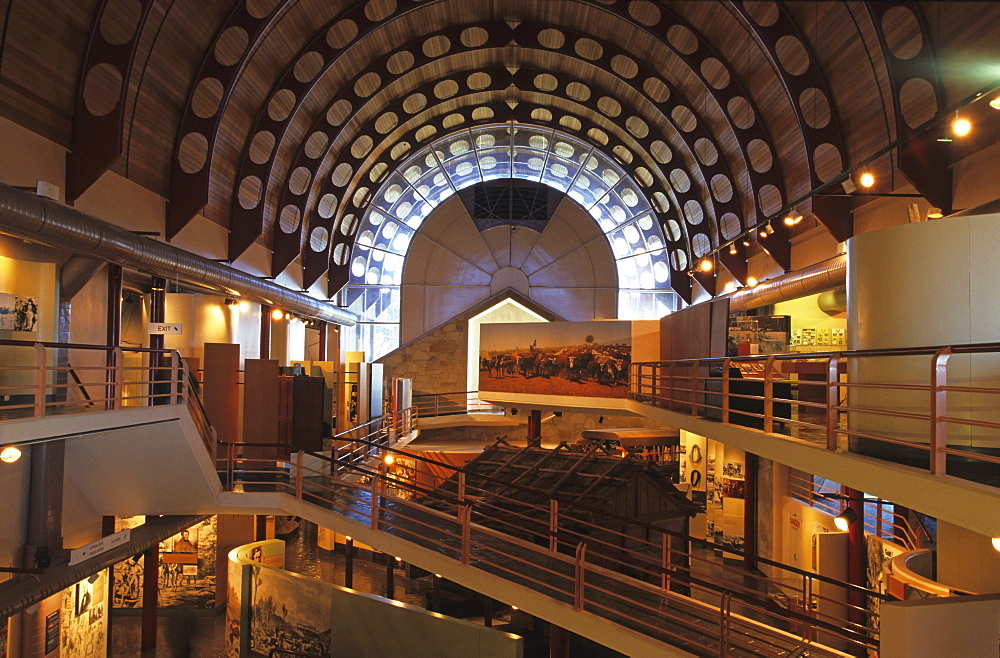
479, 320, 631, 398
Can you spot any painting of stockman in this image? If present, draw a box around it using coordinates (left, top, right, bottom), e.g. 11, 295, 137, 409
480, 320, 631, 398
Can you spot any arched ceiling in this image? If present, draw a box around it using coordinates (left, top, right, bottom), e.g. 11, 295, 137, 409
8, 0, 1000, 304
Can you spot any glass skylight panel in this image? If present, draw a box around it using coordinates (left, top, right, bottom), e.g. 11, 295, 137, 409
618, 290, 679, 320
511, 126, 551, 151
476, 148, 512, 181
445, 152, 483, 190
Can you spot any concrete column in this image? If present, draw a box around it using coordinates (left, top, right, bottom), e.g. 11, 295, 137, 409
141, 547, 159, 651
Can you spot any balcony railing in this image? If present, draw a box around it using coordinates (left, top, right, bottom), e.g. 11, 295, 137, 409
412, 390, 504, 418
0, 338, 214, 455
630, 343, 1000, 487
224, 408, 886, 657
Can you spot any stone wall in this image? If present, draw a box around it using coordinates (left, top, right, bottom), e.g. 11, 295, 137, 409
377, 315, 468, 395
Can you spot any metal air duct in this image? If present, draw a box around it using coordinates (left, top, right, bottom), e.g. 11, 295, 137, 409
0, 183, 356, 326
727, 254, 846, 312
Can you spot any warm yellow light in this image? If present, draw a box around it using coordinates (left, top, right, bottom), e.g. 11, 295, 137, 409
759, 227, 769, 238
284, 313, 293, 321
859, 172, 875, 188
990, 95, 1000, 110
992, 537, 1000, 552
384, 454, 395, 465
0, 446, 21, 463
951, 116, 972, 137
511, 606, 518, 610
729, 244, 738, 255
723, 281, 737, 293
395, 556, 402, 562
699, 258, 713, 272
239, 300, 250, 313
746, 276, 759, 288
926, 207, 943, 220
271, 309, 284, 321
783, 215, 803, 226
834, 516, 851, 532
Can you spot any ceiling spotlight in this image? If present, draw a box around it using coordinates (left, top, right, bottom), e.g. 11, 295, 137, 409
859, 172, 875, 188
0, 446, 21, 463
742, 239, 751, 247
990, 95, 1000, 110
926, 207, 943, 220
238, 300, 250, 312
723, 281, 737, 293
729, 244, 738, 255
834, 507, 859, 532
271, 309, 284, 321
951, 115, 972, 137
699, 258, 713, 272
224, 298, 236, 306
992, 537, 1000, 553
783, 214, 803, 226
746, 276, 759, 288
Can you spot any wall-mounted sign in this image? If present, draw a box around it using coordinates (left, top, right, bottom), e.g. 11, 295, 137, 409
148, 323, 182, 335
70, 528, 132, 565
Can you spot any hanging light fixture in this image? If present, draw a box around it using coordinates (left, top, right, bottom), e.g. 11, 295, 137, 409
859, 172, 875, 188
926, 207, 943, 220
699, 258, 714, 273
834, 507, 858, 532
783, 214, 803, 226
729, 243, 738, 255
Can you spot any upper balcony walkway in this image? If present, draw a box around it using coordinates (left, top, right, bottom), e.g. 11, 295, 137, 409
6, 339, 1000, 655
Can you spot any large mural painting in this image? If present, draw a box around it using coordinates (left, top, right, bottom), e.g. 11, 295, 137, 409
480, 320, 631, 398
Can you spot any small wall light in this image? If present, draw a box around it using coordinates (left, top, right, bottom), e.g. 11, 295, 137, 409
951, 115, 972, 137
271, 309, 284, 321
991, 537, 1000, 553
0, 446, 21, 463
859, 172, 875, 188
783, 214, 803, 227
729, 244, 738, 255
990, 95, 1000, 110
384, 454, 395, 465
746, 276, 759, 288
238, 300, 250, 312
224, 298, 236, 306
926, 207, 943, 220
834, 507, 858, 532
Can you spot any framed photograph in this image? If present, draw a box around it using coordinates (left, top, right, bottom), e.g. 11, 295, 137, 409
182, 564, 198, 576
75, 580, 93, 617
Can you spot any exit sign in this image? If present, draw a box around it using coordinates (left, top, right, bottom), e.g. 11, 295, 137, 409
148, 323, 182, 335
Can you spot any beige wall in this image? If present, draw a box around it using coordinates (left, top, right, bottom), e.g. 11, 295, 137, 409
936, 520, 1000, 594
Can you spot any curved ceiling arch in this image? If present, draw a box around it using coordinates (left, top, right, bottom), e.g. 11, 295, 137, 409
304, 87, 700, 295
308, 94, 690, 295
263, 43, 736, 289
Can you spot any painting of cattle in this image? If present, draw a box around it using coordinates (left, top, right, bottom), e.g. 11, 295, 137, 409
479, 320, 631, 398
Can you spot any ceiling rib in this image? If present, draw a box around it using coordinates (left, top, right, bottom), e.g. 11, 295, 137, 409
165, 0, 289, 239
67, 0, 157, 204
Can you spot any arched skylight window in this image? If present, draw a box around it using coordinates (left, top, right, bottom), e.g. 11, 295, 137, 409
340, 122, 679, 360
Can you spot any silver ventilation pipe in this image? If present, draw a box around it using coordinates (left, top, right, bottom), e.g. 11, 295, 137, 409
0, 183, 356, 325
726, 254, 847, 312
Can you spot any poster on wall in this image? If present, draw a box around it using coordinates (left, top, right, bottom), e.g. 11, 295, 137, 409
45, 611, 59, 653
113, 516, 217, 609
0, 293, 38, 332
250, 565, 332, 656
479, 320, 631, 398
727, 315, 789, 356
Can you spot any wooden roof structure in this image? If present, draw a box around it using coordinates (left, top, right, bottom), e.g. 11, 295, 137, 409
6, 2, 1000, 301
427, 439, 699, 539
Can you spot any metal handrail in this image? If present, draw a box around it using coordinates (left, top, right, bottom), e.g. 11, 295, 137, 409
0, 339, 218, 458
411, 390, 504, 417
223, 410, 884, 654
630, 344, 1000, 480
